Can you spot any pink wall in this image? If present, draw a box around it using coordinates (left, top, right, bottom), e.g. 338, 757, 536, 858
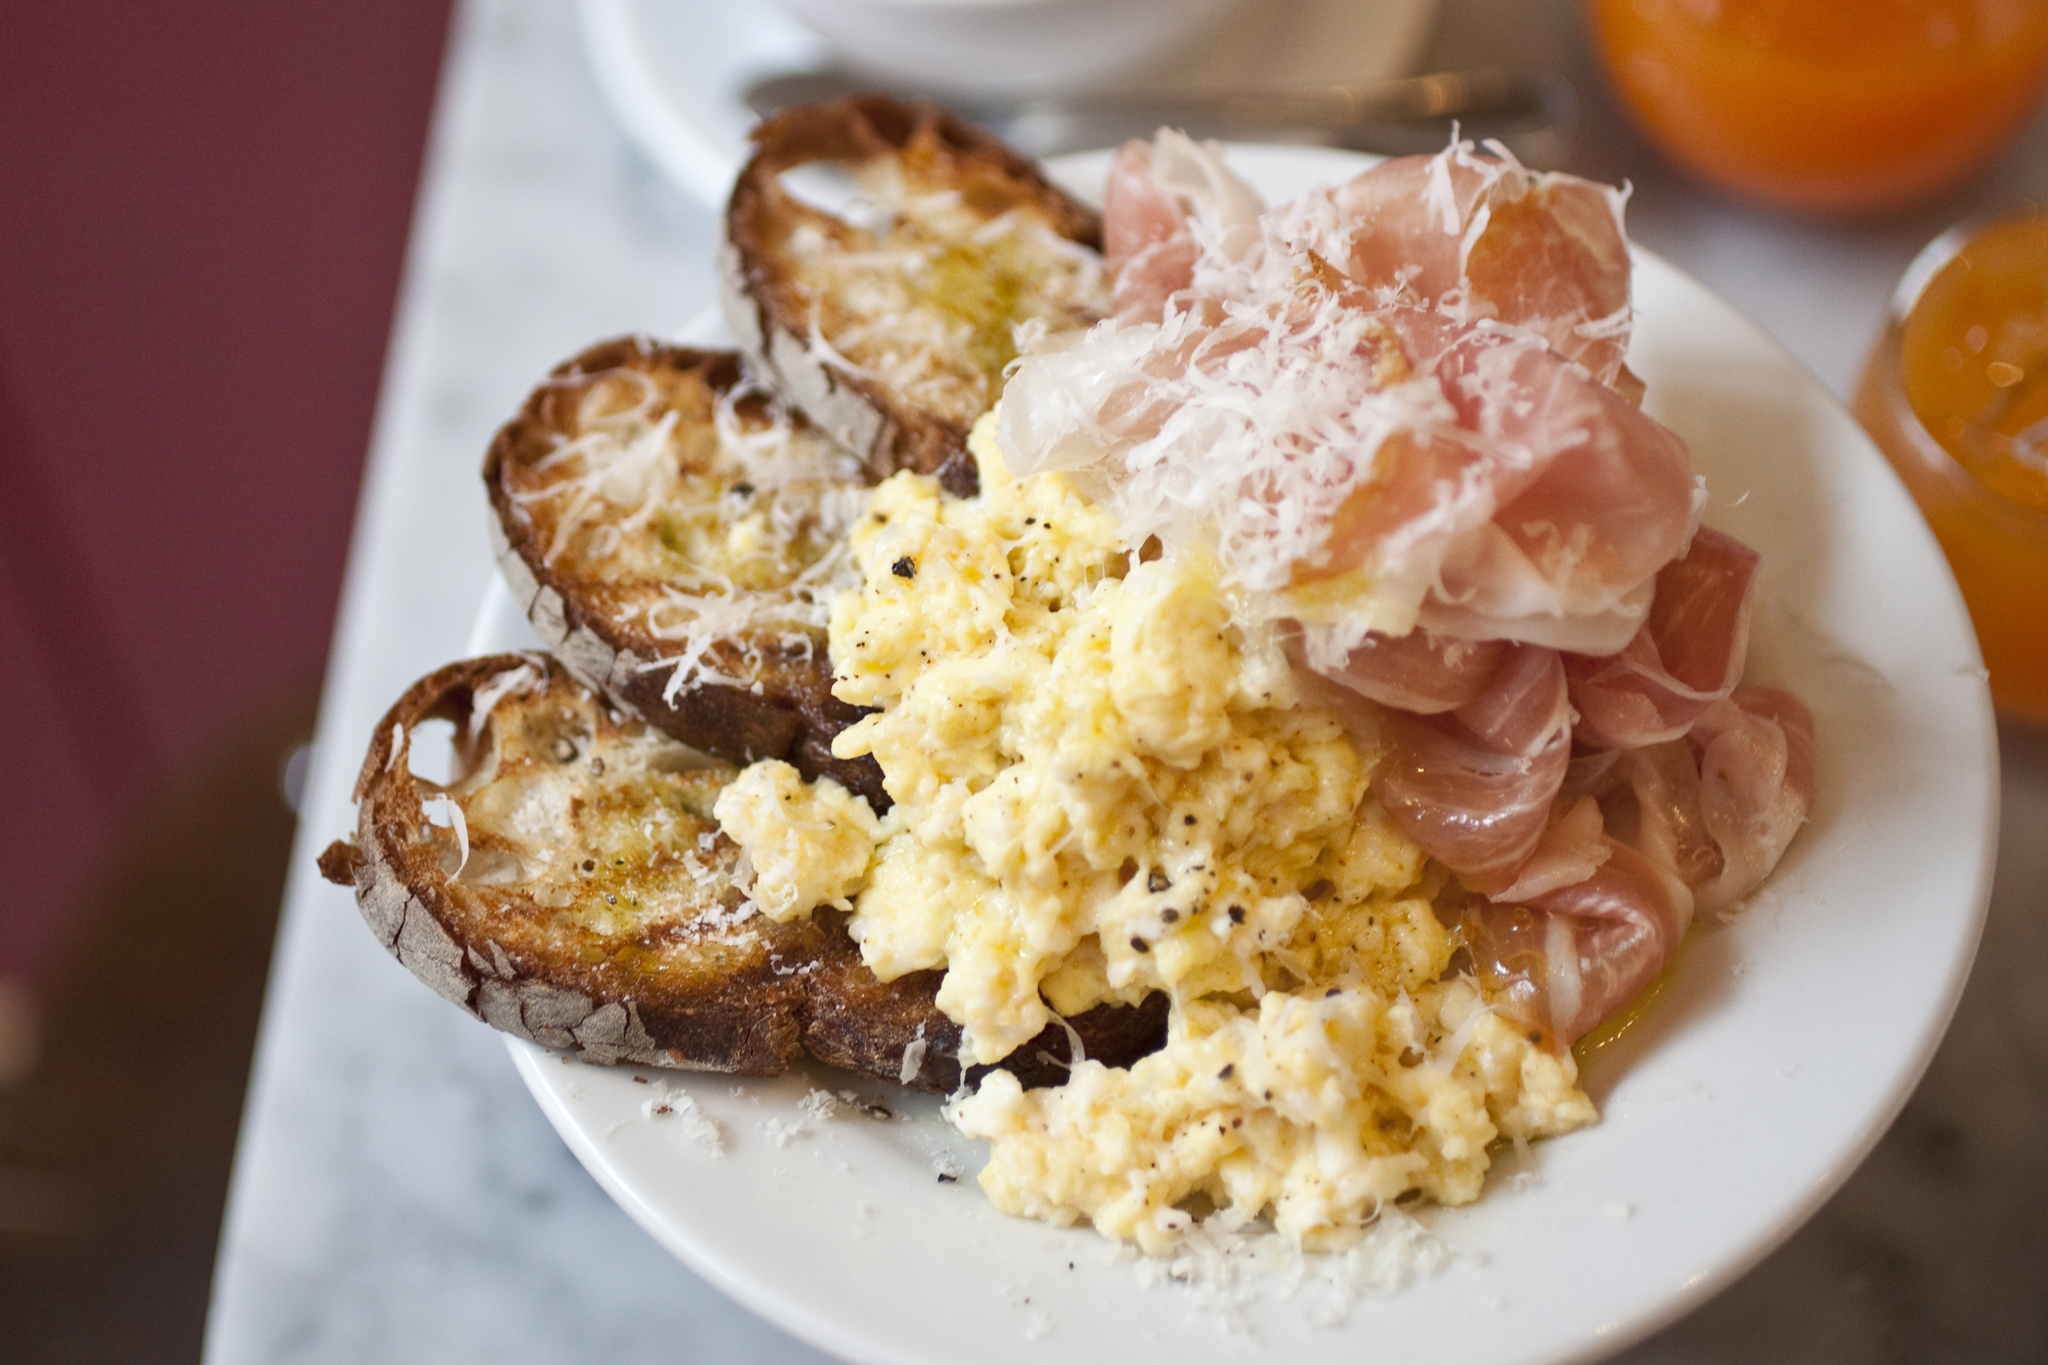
0, 1, 454, 984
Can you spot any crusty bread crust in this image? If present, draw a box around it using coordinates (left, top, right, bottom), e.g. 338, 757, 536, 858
322, 654, 1164, 1089
721, 95, 1107, 494
484, 338, 886, 807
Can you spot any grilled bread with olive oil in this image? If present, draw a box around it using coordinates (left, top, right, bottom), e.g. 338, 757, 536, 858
720, 95, 1110, 494
319, 654, 1167, 1088
485, 338, 885, 807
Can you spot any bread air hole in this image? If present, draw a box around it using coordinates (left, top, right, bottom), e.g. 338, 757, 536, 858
406, 717, 458, 786
519, 709, 592, 769
777, 164, 889, 232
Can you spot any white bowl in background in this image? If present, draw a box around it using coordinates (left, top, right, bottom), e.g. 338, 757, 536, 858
579, 0, 1442, 204
766, 0, 1252, 96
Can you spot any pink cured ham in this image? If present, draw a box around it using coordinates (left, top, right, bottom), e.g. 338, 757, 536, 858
1319, 310, 1699, 654
1267, 145, 1634, 385
1363, 542, 1811, 1044
1454, 686, 1816, 1045
1102, 141, 1178, 274
1358, 615, 1789, 909
1316, 477, 1749, 718
1373, 643, 1573, 891
1567, 527, 1760, 749
1102, 141, 1197, 325
1008, 136, 1696, 657
1102, 137, 1636, 386
1321, 628, 1509, 713
1004, 289, 1698, 656
1101, 133, 1264, 325
1490, 794, 1614, 904
1596, 739, 1722, 893
1605, 686, 1814, 916
1459, 839, 1695, 1048
1690, 688, 1816, 913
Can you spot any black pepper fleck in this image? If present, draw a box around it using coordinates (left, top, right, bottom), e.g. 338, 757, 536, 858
891, 556, 916, 579
1228, 905, 1246, 924
1146, 871, 1171, 893
1130, 936, 1150, 953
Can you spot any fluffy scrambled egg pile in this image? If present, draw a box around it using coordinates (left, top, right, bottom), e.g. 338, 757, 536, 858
714, 416, 1595, 1252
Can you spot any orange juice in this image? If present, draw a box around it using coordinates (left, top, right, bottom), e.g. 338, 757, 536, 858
1587, 0, 2048, 215
1853, 208, 2048, 725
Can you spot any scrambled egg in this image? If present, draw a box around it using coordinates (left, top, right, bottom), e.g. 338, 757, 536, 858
716, 414, 1595, 1252
712, 762, 879, 923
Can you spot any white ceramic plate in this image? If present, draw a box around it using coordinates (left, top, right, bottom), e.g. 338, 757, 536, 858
474, 147, 1998, 1365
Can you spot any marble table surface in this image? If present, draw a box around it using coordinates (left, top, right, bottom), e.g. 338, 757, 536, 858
204, 0, 2048, 1360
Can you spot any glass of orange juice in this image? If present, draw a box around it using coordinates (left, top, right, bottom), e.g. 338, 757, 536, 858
1586, 0, 2048, 215
1852, 207, 2048, 725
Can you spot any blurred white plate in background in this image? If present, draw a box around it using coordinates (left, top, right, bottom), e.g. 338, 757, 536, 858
577, 0, 1441, 204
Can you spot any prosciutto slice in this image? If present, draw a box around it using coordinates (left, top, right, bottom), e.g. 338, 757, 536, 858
1322, 628, 1509, 713
1690, 688, 1816, 913
1373, 644, 1572, 891
1005, 137, 1697, 659
1101, 132, 1263, 324
1452, 684, 1815, 1045
1488, 794, 1613, 904
1321, 311, 1700, 655
1460, 839, 1696, 1047
1267, 144, 1635, 385
1359, 548, 1809, 1044
1567, 527, 1759, 748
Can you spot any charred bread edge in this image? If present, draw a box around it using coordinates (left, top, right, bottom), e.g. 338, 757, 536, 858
325, 654, 829, 1075
481, 336, 888, 807
316, 655, 1169, 1090
719, 94, 1101, 491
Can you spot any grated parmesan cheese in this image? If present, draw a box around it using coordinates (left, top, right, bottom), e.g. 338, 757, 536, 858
779, 162, 1113, 425
504, 357, 868, 696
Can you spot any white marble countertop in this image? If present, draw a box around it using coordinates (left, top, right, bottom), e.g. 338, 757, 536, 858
204, 1, 2048, 1360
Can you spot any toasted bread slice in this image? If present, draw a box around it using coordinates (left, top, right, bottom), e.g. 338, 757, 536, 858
319, 654, 1166, 1089
720, 96, 1110, 491
485, 338, 885, 807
